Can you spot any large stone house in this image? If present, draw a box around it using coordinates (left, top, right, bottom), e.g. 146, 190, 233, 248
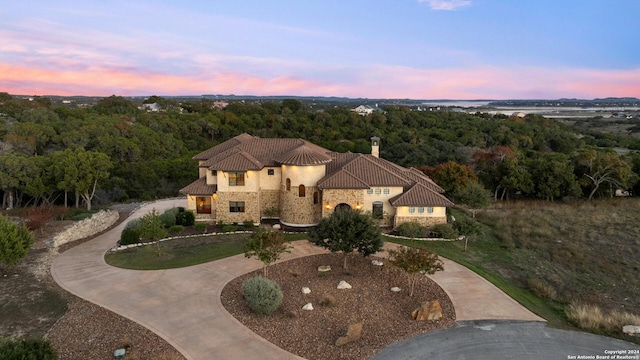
179, 134, 453, 228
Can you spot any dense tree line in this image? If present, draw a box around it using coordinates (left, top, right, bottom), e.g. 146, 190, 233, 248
1, 92, 639, 208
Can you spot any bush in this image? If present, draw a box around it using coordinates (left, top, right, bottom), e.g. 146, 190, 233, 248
527, 278, 557, 300
160, 208, 179, 228
431, 223, 458, 239
176, 210, 195, 226
120, 228, 141, 245
395, 222, 426, 238
0, 338, 57, 360
242, 276, 283, 315
222, 224, 237, 233
243, 219, 255, 228
169, 225, 184, 234
194, 223, 207, 233
124, 218, 142, 230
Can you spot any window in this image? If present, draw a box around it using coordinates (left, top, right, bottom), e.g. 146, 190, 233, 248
196, 196, 212, 214
367, 189, 373, 195
418, 207, 424, 213
427, 207, 434, 213
383, 188, 390, 195
372, 202, 383, 219
299, 184, 306, 197
375, 188, 381, 195
286, 178, 291, 191
409, 207, 415, 213
313, 191, 319, 204
229, 201, 245, 213
229, 172, 245, 186
267, 169, 274, 175
212, 170, 217, 176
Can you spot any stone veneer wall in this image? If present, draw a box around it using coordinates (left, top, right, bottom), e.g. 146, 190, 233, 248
280, 185, 321, 225
321, 189, 364, 218
394, 216, 446, 228
216, 191, 259, 224
259, 190, 280, 217
52, 210, 119, 248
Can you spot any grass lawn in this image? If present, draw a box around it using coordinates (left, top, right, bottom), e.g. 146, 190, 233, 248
104, 232, 309, 270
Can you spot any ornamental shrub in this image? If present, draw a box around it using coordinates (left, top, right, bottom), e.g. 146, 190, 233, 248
243, 220, 255, 228
176, 210, 195, 226
0, 338, 57, 360
160, 208, 179, 228
431, 223, 458, 239
194, 223, 207, 233
120, 228, 141, 245
395, 222, 426, 238
169, 225, 184, 234
242, 276, 283, 315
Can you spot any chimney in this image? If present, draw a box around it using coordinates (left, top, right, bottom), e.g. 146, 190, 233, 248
370, 136, 380, 158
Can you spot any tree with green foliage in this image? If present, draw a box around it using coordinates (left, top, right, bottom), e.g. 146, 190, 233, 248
574, 149, 632, 200
388, 246, 443, 297
244, 229, 291, 277
139, 209, 168, 256
0, 152, 36, 209
74, 148, 113, 210
0, 213, 34, 267
526, 153, 581, 201
429, 161, 478, 195
308, 209, 383, 271
456, 182, 492, 218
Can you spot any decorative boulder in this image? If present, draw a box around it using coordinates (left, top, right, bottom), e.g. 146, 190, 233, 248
623, 325, 640, 336
302, 303, 314, 311
272, 224, 281, 230
301, 287, 311, 294
318, 265, 332, 272
411, 300, 442, 321
335, 322, 363, 347
390, 287, 401, 293
337, 280, 352, 289
371, 260, 384, 266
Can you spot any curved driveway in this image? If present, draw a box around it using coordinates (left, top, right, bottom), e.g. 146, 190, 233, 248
54, 198, 624, 360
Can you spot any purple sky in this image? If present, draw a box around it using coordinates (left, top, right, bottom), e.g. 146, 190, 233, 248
2, 0, 639, 99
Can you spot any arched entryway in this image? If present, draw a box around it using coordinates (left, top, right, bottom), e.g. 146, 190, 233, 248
334, 203, 352, 212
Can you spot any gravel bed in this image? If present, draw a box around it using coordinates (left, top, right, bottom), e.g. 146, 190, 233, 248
45, 295, 184, 360
221, 253, 456, 360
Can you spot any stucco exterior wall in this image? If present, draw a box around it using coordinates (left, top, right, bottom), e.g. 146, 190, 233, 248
282, 164, 326, 187
198, 160, 207, 178
362, 186, 402, 217
217, 170, 259, 192
259, 167, 281, 190
206, 169, 217, 186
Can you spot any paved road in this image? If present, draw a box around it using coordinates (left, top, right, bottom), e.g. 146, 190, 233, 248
372, 320, 640, 360
52, 199, 637, 360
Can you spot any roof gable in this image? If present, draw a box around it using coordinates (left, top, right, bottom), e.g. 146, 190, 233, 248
389, 183, 454, 207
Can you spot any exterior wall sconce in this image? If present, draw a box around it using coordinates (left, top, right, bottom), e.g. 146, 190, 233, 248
355, 202, 362, 209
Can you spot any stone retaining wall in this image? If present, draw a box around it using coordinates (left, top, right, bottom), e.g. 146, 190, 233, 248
52, 210, 120, 248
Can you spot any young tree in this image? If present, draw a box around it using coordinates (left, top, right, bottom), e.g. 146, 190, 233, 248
309, 209, 383, 271
0, 213, 34, 267
139, 209, 167, 256
244, 229, 291, 278
456, 182, 492, 218
75, 148, 113, 210
388, 246, 443, 297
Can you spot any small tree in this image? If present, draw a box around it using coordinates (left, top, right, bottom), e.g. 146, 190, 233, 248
309, 209, 383, 271
456, 182, 491, 218
139, 209, 168, 256
388, 246, 443, 297
453, 216, 483, 252
0, 214, 34, 268
244, 229, 291, 277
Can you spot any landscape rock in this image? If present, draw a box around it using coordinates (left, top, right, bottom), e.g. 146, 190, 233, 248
335, 322, 363, 347
337, 280, 352, 289
390, 287, 401, 293
623, 325, 640, 336
317, 265, 331, 272
301, 287, 311, 294
272, 224, 281, 230
371, 260, 384, 266
411, 300, 442, 321
52, 210, 119, 248
302, 303, 314, 311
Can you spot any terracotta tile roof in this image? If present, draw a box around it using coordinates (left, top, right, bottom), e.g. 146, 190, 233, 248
317, 170, 370, 189
179, 177, 217, 195
213, 150, 263, 171
389, 183, 454, 207
193, 133, 255, 161
274, 145, 332, 165
319, 153, 410, 189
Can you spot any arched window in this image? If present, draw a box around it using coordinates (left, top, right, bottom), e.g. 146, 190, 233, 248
313, 191, 319, 204
299, 184, 306, 197
286, 178, 291, 191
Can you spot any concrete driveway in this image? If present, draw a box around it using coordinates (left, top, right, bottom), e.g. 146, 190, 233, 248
52, 199, 638, 359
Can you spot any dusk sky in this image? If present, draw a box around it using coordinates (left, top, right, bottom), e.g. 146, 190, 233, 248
2, 0, 639, 99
